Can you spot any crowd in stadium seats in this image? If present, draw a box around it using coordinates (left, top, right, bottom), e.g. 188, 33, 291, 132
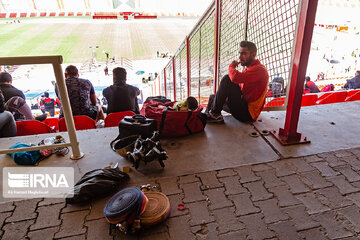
0, 65, 141, 137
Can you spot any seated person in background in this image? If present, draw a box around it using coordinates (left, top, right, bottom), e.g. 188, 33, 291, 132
304, 76, 320, 93
173, 96, 199, 111
0, 72, 25, 102
5, 96, 47, 121
206, 41, 269, 123
103, 67, 140, 114
271, 76, 284, 97
55, 65, 104, 120
343, 70, 360, 89
0, 90, 16, 138
40, 92, 56, 117
321, 84, 335, 92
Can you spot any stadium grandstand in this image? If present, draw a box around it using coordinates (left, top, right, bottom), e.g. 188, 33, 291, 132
0, 0, 212, 17
1, 0, 360, 239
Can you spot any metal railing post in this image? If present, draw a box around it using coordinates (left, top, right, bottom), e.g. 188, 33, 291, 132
186, 36, 191, 97
213, 0, 221, 93
52, 63, 84, 159
244, 0, 250, 40
272, 0, 318, 145
163, 69, 167, 97
172, 57, 176, 101
158, 74, 161, 96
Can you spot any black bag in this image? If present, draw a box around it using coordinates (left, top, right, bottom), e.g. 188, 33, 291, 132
118, 114, 157, 139
66, 168, 129, 204
145, 96, 171, 104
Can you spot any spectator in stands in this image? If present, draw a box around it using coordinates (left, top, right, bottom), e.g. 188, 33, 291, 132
0, 72, 25, 102
0, 72, 30, 120
103, 67, 140, 115
40, 95, 46, 113
206, 41, 269, 123
55, 97, 61, 108
40, 92, 56, 117
104, 66, 109, 76
343, 70, 360, 89
0, 90, 16, 138
321, 84, 335, 92
55, 65, 104, 120
304, 76, 320, 93
270, 75, 285, 97
5, 96, 47, 121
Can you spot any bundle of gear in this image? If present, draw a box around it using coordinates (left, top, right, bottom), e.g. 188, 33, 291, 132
8, 135, 69, 165
38, 135, 69, 158
111, 131, 167, 169
127, 131, 167, 169
103, 185, 170, 234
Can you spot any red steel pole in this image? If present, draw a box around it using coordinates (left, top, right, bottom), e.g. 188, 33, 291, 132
213, 0, 221, 94
273, 0, 318, 145
186, 36, 191, 98
158, 76, 160, 96
172, 57, 176, 101
163, 69, 167, 97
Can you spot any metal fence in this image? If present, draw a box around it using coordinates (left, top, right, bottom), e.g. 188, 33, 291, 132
150, 0, 301, 110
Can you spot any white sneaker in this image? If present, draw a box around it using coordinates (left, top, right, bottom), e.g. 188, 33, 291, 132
207, 112, 224, 123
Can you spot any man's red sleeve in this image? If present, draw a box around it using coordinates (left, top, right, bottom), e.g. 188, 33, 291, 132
228, 63, 260, 84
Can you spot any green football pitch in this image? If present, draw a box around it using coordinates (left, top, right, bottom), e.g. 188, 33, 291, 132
0, 18, 197, 63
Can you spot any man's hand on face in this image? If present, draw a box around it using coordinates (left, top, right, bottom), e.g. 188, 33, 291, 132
231, 60, 240, 67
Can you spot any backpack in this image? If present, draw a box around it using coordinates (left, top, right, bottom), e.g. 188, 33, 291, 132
117, 115, 157, 139
142, 98, 206, 138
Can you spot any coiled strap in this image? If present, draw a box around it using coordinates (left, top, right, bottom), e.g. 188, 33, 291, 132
103, 187, 146, 224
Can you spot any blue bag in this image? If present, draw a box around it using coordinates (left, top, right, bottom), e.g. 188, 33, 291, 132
8, 142, 41, 165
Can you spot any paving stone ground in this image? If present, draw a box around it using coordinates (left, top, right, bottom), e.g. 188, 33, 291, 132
1, 148, 360, 239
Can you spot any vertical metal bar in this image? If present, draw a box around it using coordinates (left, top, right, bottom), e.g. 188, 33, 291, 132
244, 0, 250, 40
158, 76, 161, 96
56, 0, 62, 9
198, 30, 201, 102
32, 0, 37, 9
172, 57, 176, 101
52, 63, 84, 159
186, 36, 191, 97
153, 77, 156, 96
274, 0, 318, 145
213, 0, 221, 94
163, 69, 167, 97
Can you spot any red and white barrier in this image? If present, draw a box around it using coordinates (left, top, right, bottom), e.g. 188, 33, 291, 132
0, 11, 155, 19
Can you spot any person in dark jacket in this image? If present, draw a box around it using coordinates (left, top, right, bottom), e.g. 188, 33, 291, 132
0, 89, 16, 137
55, 65, 104, 120
304, 76, 320, 93
102, 67, 140, 114
0, 72, 25, 102
343, 71, 360, 89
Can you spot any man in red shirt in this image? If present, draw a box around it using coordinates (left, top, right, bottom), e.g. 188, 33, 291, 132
40, 92, 56, 117
206, 41, 269, 123
304, 76, 320, 93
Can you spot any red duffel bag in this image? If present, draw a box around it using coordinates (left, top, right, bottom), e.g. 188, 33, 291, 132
142, 100, 206, 138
